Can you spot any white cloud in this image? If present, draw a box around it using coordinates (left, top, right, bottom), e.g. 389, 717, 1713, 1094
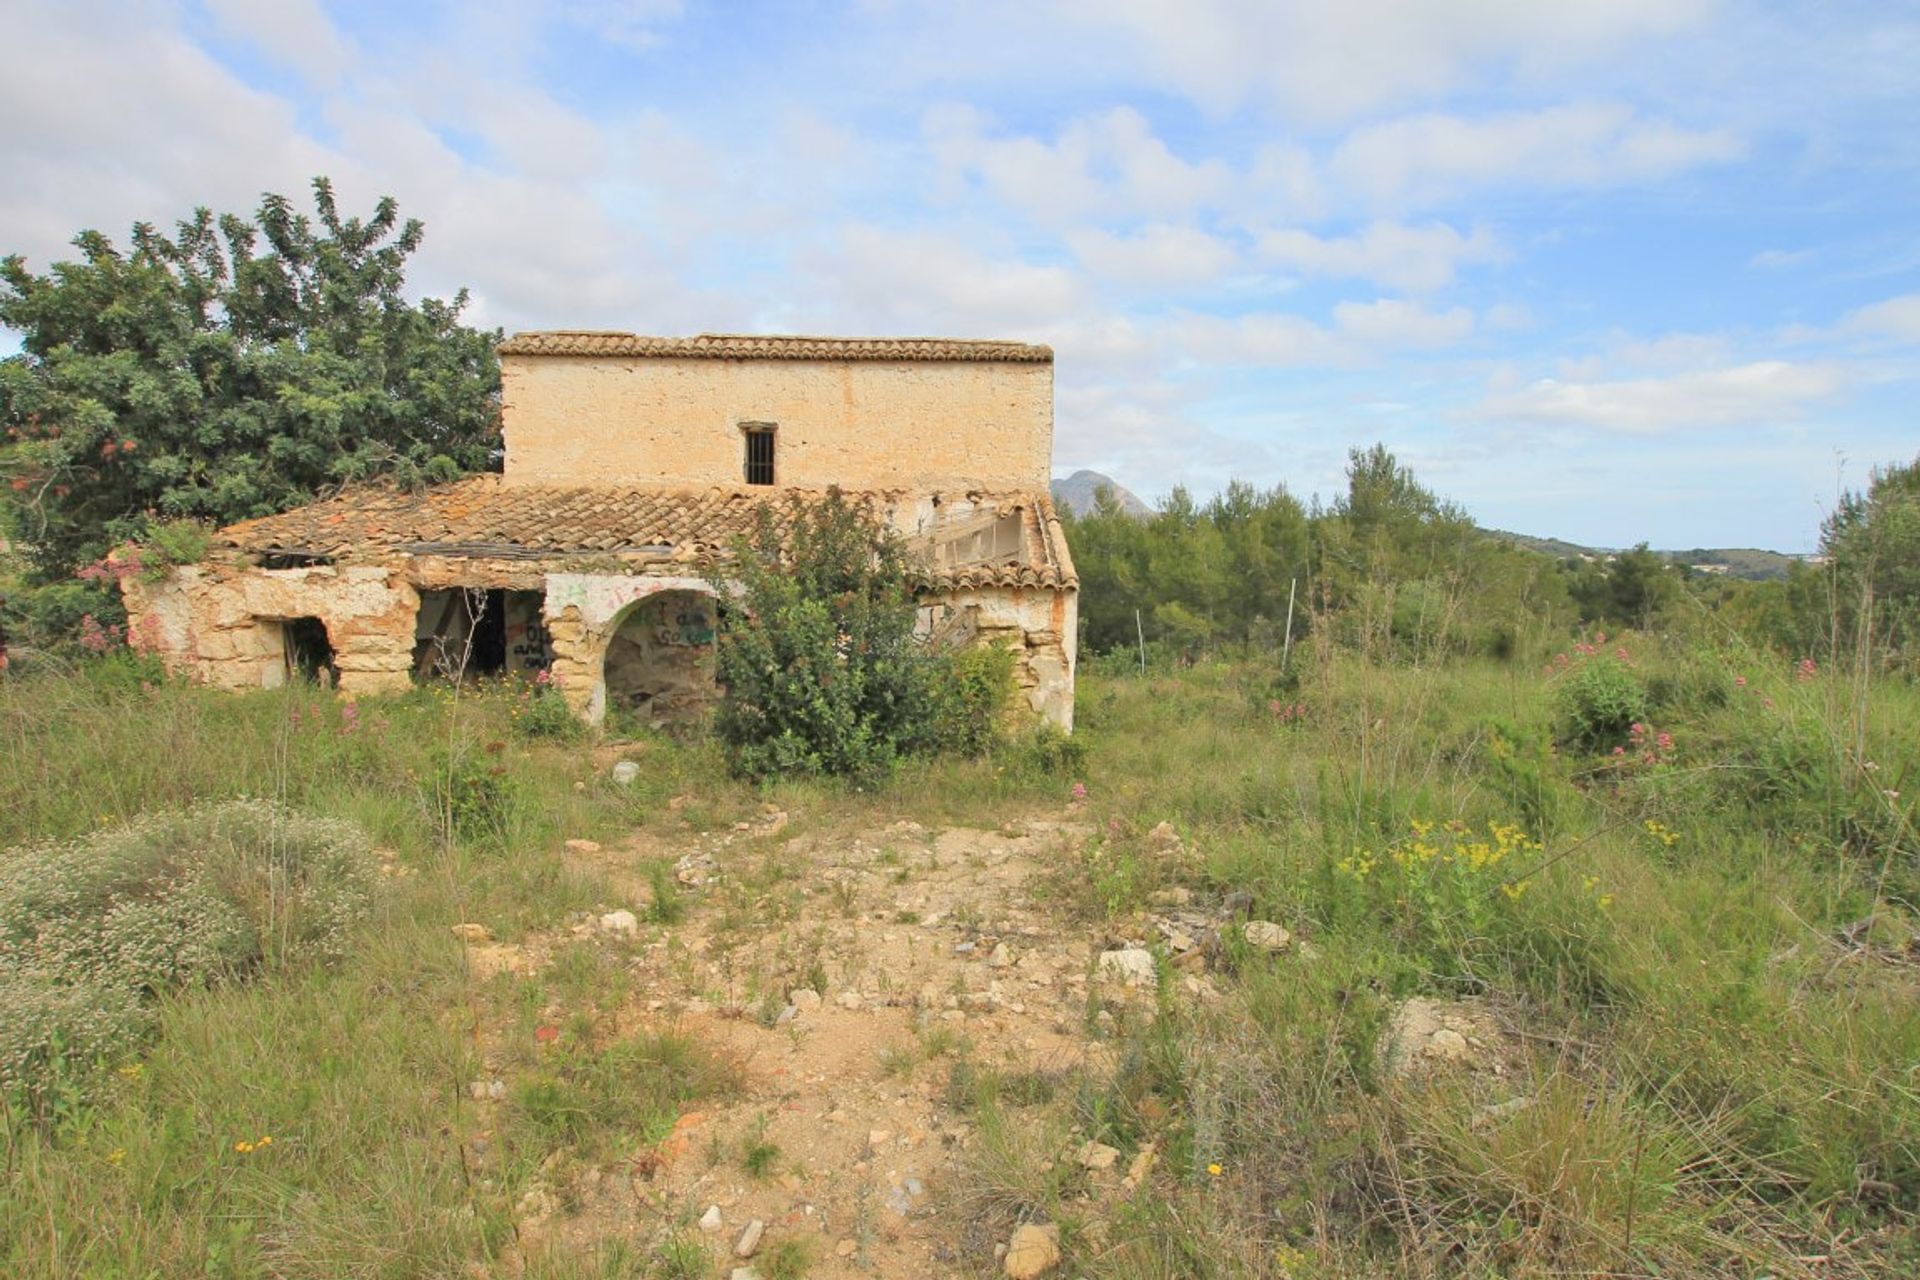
806, 226, 1086, 334
1057, 0, 1715, 122
204, 0, 352, 87
1164, 298, 1476, 369
1332, 103, 1742, 208
1749, 247, 1814, 269
1256, 220, 1501, 292
1481, 361, 1845, 434
1333, 298, 1475, 347
1842, 294, 1920, 344
925, 105, 1233, 226
0, 0, 701, 334
1067, 223, 1239, 288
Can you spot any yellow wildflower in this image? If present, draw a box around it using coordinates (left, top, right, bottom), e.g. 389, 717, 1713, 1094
1207, 1162, 1223, 1177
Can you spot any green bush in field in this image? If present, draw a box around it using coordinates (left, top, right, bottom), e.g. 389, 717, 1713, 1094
1552, 651, 1650, 750
0, 800, 374, 1122
715, 489, 1012, 779
507, 671, 584, 741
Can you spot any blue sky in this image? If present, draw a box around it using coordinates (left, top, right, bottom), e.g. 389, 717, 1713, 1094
5, 1, 1918, 551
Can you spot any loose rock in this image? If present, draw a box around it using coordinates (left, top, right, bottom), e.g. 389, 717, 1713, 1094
1097, 948, 1156, 987
1243, 921, 1292, 951
734, 1219, 765, 1258
1004, 1223, 1061, 1279
610, 761, 640, 786
699, 1204, 723, 1232
450, 922, 491, 943
1076, 1140, 1121, 1170
598, 909, 640, 938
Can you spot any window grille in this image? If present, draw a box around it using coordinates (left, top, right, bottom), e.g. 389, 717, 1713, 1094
742, 424, 776, 485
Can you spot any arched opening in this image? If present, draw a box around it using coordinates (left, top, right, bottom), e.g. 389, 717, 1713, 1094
602, 590, 718, 726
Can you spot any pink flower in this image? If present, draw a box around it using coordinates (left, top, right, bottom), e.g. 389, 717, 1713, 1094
1796, 657, 1818, 681
1070, 782, 1089, 802
1734, 675, 1747, 688
1613, 746, 1626, 757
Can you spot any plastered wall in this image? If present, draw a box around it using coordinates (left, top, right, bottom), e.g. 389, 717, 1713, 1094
500, 356, 1053, 494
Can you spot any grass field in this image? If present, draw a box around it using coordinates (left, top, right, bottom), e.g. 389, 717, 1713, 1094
2, 633, 1916, 1278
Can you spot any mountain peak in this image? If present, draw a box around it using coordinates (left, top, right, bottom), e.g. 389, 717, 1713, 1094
1051, 469, 1151, 518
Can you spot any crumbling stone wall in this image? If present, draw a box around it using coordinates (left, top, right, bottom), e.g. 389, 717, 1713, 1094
123, 560, 1075, 733
121, 563, 418, 695
921, 585, 1078, 732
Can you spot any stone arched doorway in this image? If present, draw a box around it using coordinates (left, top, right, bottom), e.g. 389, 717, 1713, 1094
601, 589, 719, 726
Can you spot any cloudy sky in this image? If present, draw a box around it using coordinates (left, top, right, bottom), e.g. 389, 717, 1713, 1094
5, 1, 1918, 551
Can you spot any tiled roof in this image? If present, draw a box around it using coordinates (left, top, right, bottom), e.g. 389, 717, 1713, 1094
215, 477, 1076, 591
495, 331, 1054, 363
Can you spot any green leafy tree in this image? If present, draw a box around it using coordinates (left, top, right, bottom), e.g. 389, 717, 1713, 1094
1817, 455, 1920, 667
0, 179, 501, 641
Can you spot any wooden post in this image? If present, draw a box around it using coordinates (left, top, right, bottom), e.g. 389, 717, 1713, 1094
1281, 577, 1298, 672
1135, 608, 1147, 675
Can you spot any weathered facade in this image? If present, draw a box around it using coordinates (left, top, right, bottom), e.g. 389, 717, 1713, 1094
122, 333, 1078, 729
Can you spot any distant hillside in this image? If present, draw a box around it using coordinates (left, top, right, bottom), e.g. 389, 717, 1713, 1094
1484, 529, 1805, 581
1051, 469, 1152, 518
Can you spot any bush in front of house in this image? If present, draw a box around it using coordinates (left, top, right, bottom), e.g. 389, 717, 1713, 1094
715, 489, 1012, 779
0, 800, 375, 1123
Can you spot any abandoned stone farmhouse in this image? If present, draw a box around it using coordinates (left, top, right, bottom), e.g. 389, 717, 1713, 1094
121, 332, 1078, 729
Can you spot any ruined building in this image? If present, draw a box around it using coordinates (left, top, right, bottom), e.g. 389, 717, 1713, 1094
121, 333, 1078, 729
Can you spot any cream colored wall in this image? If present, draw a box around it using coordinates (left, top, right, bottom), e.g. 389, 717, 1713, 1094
501, 356, 1053, 493
121, 565, 419, 695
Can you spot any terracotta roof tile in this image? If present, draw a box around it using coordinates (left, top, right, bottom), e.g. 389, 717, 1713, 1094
495, 332, 1053, 363
215, 477, 1075, 591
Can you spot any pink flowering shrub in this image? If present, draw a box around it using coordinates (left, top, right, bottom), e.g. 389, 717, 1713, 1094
1548, 635, 1650, 752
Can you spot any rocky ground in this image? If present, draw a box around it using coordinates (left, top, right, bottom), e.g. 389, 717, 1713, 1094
447, 806, 1507, 1279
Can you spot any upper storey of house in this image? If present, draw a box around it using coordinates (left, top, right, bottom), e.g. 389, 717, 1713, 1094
497, 332, 1055, 496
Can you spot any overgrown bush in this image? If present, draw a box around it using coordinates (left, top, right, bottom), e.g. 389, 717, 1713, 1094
0, 800, 375, 1122
715, 489, 1010, 778
1552, 650, 1650, 751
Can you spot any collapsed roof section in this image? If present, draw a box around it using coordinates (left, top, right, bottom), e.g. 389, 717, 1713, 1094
214, 476, 1077, 592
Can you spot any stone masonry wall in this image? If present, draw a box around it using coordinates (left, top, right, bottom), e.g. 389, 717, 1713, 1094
926, 585, 1078, 732
501, 355, 1053, 495
121, 564, 418, 695
125, 561, 1076, 733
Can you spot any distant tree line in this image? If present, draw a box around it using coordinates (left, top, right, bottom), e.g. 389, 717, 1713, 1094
1064, 445, 1920, 674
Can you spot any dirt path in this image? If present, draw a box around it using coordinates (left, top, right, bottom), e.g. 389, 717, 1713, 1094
462, 807, 1219, 1278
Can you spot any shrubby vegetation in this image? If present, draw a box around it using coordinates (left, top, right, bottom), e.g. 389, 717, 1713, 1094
1, 801, 374, 1124
715, 488, 1013, 778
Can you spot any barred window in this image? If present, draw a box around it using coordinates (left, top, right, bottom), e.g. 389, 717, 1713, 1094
741, 423, 776, 485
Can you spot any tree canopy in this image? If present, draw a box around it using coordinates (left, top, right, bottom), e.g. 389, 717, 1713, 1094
1, 179, 501, 602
